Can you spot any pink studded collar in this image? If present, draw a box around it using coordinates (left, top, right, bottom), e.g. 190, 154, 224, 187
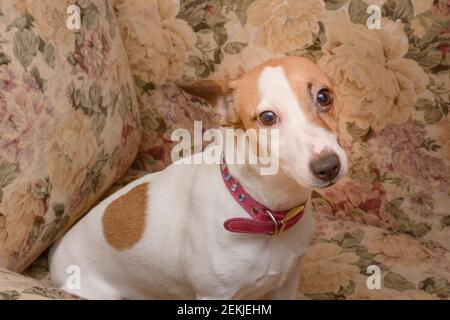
221, 162, 307, 236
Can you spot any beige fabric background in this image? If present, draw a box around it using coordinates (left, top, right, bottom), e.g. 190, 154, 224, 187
113, 0, 450, 299
0, 0, 449, 299
0, 0, 141, 272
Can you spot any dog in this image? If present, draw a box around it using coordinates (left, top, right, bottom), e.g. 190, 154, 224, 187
49, 57, 348, 299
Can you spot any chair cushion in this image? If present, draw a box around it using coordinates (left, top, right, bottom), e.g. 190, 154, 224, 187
0, 0, 140, 272
298, 214, 449, 300
0, 267, 80, 300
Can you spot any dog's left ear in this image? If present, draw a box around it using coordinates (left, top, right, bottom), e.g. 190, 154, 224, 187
178, 79, 242, 128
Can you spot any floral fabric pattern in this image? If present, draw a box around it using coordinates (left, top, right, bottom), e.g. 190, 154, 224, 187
0, 267, 80, 300
0, 0, 140, 272
113, 0, 450, 299
2, 0, 448, 299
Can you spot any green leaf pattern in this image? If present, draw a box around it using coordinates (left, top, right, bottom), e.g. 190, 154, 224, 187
0, 0, 449, 300
0, 0, 140, 273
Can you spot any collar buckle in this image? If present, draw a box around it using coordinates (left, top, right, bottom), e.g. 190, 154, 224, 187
264, 210, 279, 236
267, 204, 306, 235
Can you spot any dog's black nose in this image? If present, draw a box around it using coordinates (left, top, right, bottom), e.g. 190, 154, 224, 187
310, 153, 340, 182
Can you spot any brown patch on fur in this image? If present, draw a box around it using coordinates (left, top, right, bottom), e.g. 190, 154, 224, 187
102, 183, 149, 250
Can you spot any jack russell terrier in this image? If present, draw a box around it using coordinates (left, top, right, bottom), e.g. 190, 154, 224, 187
49, 57, 348, 299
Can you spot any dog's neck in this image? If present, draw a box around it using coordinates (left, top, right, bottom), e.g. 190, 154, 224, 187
227, 163, 310, 211
224, 131, 311, 212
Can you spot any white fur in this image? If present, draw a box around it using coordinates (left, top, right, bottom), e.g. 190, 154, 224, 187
257, 66, 348, 189
49, 157, 315, 299
49, 64, 346, 300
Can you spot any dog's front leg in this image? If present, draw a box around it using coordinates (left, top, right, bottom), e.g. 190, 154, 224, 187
261, 271, 300, 300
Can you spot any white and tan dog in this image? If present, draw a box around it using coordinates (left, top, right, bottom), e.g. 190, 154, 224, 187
50, 57, 348, 300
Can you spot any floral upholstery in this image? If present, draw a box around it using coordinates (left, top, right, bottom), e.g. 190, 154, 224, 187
0, 0, 449, 300
0, 0, 140, 273
0, 267, 80, 300
112, 0, 450, 299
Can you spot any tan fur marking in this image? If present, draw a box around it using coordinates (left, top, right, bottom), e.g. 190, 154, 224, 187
233, 69, 261, 130
178, 80, 243, 128
179, 57, 339, 134
281, 57, 338, 132
234, 57, 339, 132
102, 183, 149, 250
178, 80, 228, 110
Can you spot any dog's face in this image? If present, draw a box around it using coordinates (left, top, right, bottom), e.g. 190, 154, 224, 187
181, 57, 348, 189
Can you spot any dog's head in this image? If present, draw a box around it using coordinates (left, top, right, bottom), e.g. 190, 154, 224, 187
181, 56, 348, 189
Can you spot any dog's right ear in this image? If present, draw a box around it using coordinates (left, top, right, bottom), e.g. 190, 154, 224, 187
178, 79, 242, 128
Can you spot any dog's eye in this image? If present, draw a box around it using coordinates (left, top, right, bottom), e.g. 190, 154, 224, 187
259, 111, 278, 126
316, 88, 333, 110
